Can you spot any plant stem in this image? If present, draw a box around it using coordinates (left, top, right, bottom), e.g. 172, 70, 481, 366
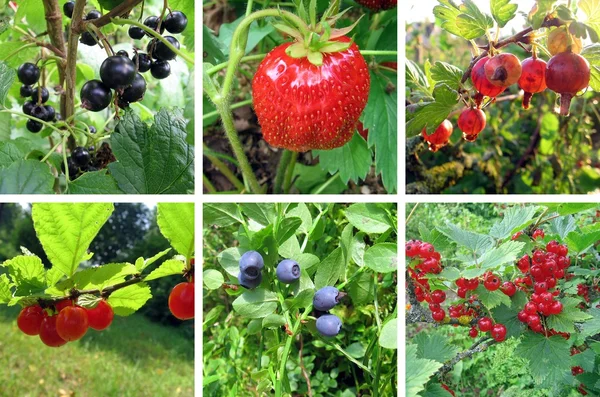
274, 150, 292, 193
203, 144, 246, 192
203, 99, 253, 121
283, 152, 298, 193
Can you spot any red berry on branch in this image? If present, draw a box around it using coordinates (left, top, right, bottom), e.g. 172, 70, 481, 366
55, 299, 73, 313
491, 323, 507, 342
405, 240, 421, 257
86, 300, 114, 331
431, 290, 446, 304
17, 305, 46, 336
478, 317, 493, 332
534, 282, 548, 294
469, 327, 478, 338
519, 57, 547, 109
421, 120, 453, 152
56, 306, 89, 341
169, 282, 195, 320
524, 302, 538, 315
471, 57, 505, 100
532, 229, 545, 240
432, 309, 445, 322
457, 287, 467, 299
517, 310, 529, 323
549, 300, 563, 315
484, 53, 522, 88
512, 231, 524, 240
483, 274, 501, 291
546, 52, 590, 116
418, 242, 436, 258
39, 316, 67, 347
458, 108, 486, 137
500, 281, 516, 296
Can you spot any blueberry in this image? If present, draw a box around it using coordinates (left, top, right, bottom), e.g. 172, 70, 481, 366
100, 55, 136, 89
20, 85, 33, 97
238, 272, 262, 290
26, 119, 43, 133
128, 26, 145, 40
313, 286, 340, 311
150, 61, 171, 79
143, 16, 165, 36
80, 80, 112, 112
86, 10, 101, 20
63, 1, 74, 18
316, 314, 342, 337
17, 63, 40, 85
120, 73, 146, 103
71, 147, 90, 167
31, 86, 49, 104
163, 11, 187, 34
276, 259, 300, 284
132, 53, 152, 73
239, 251, 264, 280
153, 36, 180, 61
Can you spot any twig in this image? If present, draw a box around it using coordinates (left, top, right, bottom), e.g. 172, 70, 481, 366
74, 0, 144, 34
435, 337, 497, 376
298, 334, 313, 396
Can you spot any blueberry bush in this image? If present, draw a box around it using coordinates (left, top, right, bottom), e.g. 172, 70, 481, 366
0, 0, 194, 194
203, 0, 397, 194
406, 0, 600, 194
203, 203, 397, 395
406, 203, 600, 396
0, 202, 195, 347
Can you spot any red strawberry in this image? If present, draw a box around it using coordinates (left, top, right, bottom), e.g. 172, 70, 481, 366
252, 36, 370, 152
355, 0, 397, 11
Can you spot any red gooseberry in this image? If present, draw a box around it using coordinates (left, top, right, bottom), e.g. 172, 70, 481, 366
56, 306, 89, 341
169, 282, 195, 320
39, 316, 67, 347
86, 300, 114, 331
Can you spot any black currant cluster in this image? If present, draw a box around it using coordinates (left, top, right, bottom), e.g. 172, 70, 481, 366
60, 134, 109, 181
18, 63, 57, 133
63, 2, 102, 46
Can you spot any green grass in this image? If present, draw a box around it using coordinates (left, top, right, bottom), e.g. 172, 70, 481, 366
0, 306, 194, 397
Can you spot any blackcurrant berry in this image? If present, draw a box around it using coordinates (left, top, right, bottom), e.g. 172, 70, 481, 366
120, 73, 146, 103
23, 101, 35, 115
44, 105, 56, 122
61, 157, 80, 179
163, 11, 188, 34
27, 119, 43, 133
63, 1, 74, 18
80, 32, 97, 46
100, 55, 136, 89
20, 85, 33, 97
71, 147, 91, 167
31, 105, 49, 121
147, 39, 158, 59
80, 80, 112, 112
89, 126, 97, 134
143, 16, 165, 36
31, 86, 49, 104
17, 63, 40, 85
128, 26, 145, 40
86, 10, 101, 20
151, 61, 171, 79
132, 53, 152, 73
153, 36, 180, 61
116, 50, 129, 58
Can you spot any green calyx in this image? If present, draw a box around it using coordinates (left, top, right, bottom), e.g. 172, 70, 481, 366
273, 0, 363, 66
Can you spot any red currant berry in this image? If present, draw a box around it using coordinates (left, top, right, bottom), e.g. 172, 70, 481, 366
56, 306, 89, 341
530, 265, 544, 281
456, 278, 467, 288
517, 310, 529, 323
432, 309, 445, 322
86, 300, 114, 331
418, 243, 435, 258
405, 240, 421, 257
469, 327, 478, 338
431, 290, 446, 304
483, 274, 501, 291
546, 278, 557, 289
17, 305, 46, 336
39, 316, 68, 347
512, 231, 524, 240
55, 299, 73, 313
518, 254, 531, 273
478, 317, 493, 332
466, 278, 480, 290
500, 281, 516, 296
534, 282, 548, 294
557, 245, 568, 257
491, 323, 507, 341
524, 302, 538, 315
540, 292, 553, 303
549, 300, 563, 315
532, 250, 545, 263
429, 303, 441, 311
169, 282, 195, 320
457, 288, 467, 299
532, 229, 545, 240
546, 240, 559, 253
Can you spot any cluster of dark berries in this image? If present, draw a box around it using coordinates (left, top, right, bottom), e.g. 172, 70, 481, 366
238, 251, 343, 337
17, 63, 57, 133
128, 11, 188, 80
61, 144, 98, 180
63, 2, 104, 47
17, 299, 114, 347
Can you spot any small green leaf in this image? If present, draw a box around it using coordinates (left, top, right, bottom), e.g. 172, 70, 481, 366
307, 50, 323, 66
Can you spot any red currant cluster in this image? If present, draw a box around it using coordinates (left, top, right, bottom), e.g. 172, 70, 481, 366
577, 284, 590, 303
474, 316, 507, 342
454, 277, 480, 298
571, 348, 588, 394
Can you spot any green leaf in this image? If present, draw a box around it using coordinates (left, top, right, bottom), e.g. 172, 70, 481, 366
71, 263, 137, 290
548, 215, 577, 240
203, 203, 243, 227
67, 170, 123, 194
475, 285, 512, 309
546, 297, 593, 333
276, 217, 301, 245
414, 330, 458, 363
406, 344, 443, 397
108, 109, 194, 194
455, 0, 494, 39
580, 308, 600, 338
32, 203, 114, 277
135, 248, 172, 273
218, 247, 244, 277
565, 228, 600, 254
489, 206, 538, 239
239, 203, 276, 226
437, 222, 494, 254
364, 243, 397, 273
490, 0, 518, 28
286, 203, 313, 234
344, 203, 392, 234
514, 332, 571, 384
314, 133, 372, 185
479, 241, 524, 270
0, 61, 16, 108
2, 255, 46, 295
0, 141, 25, 167
262, 314, 287, 329
406, 84, 458, 136
0, 274, 12, 304
430, 61, 463, 89
157, 203, 195, 257
202, 25, 226, 64
379, 318, 397, 349
314, 247, 345, 289
232, 289, 278, 319
107, 283, 152, 316
144, 259, 186, 281
0, 160, 54, 194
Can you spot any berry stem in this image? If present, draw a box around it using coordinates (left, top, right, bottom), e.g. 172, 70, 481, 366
203, 144, 246, 192
282, 152, 298, 194
274, 150, 292, 194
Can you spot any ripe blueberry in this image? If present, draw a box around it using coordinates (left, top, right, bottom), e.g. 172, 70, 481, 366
17, 63, 40, 85
132, 53, 152, 73
313, 286, 340, 311
239, 250, 264, 280
153, 36, 180, 61
120, 73, 147, 103
144, 16, 165, 36
238, 272, 262, 289
128, 26, 145, 40
31, 86, 49, 103
163, 11, 188, 34
316, 314, 342, 337
276, 259, 300, 284
63, 1, 74, 18
20, 85, 33, 97
80, 80, 112, 112
71, 147, 91, 167
100, 55, 136, 89
150, 60, 171, 79
26, 119, 43, 133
